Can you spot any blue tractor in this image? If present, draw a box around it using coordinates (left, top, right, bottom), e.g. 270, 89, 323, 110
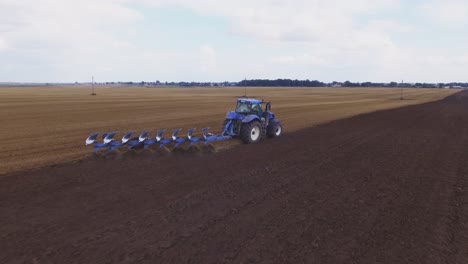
85, 98, 283, 153
220, 98, 283, 144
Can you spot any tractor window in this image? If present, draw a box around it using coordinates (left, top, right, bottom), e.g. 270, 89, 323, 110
235, 102, 251, 114
251, 104, 263, 115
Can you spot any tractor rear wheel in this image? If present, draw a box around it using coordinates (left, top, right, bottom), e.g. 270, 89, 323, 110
267, 120, 283, 138
240, 121, 262, 144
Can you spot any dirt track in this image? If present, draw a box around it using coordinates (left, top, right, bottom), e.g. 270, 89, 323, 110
1, 91, 468, 264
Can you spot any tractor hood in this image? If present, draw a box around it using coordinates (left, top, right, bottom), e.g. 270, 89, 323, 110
225, 111, 260, 123
226, 111, 244, 120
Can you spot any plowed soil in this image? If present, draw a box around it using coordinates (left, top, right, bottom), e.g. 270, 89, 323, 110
1, 91, 468, 264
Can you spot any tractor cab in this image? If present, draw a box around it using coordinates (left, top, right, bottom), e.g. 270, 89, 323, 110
235, 98, 264, 117
229, 97, 274, 121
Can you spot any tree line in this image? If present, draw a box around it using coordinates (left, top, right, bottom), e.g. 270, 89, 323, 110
238, 79, 468, 88
95, 79, 468, 88
238, 79, 325, 87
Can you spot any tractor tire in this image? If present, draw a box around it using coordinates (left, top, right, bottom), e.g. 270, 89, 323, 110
240, 121, 262, 144
267, 120, 283, 138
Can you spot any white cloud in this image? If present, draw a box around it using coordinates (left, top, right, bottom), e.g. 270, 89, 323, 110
423, 55, 468, 65
420, 1, 468, 27
138, 0, 406, 78
0, 0, 157, 81
145, 0, 400, 44
364, 20, 413, 33
270, 54, 328, 66
0, 37, 8, 51
0, 0, 467, 82
199, 45, 217, 72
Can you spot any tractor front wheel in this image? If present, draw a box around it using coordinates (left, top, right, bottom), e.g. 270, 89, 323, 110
267, 120, 283, 138
241, 121, 262, 144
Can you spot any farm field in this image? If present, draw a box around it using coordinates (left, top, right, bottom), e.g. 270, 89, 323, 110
1, 90, 467, 263
0, 86, 456, 175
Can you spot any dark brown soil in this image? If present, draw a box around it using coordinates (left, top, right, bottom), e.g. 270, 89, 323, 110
1, 91, 468, 264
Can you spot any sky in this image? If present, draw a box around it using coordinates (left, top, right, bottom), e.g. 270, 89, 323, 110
0, 0, 468, 83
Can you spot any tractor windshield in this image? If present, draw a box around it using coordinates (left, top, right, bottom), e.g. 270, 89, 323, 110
235, 102, 263, 116
235, 102, 251, 114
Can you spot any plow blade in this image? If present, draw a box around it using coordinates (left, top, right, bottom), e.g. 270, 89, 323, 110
172, 129, 188, 148
85, 127, 231, 154
201, 128, 231, 144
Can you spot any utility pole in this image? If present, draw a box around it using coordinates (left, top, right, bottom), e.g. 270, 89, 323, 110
244, 77, 247, 98
91, 76, 96, 95
400, 80, 404, 100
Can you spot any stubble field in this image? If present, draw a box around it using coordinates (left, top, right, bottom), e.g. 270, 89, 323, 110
0, 86, 455, 175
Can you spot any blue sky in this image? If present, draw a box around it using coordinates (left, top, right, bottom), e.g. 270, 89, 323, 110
0, 0, 467, 83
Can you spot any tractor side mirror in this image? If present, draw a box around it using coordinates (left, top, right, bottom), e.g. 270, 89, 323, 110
265, 102, 271, 112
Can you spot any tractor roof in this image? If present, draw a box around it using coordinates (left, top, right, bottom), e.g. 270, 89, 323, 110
237, 98, 263, 104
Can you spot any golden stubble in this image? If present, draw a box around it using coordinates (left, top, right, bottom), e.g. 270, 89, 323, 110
0, 86, 456, 175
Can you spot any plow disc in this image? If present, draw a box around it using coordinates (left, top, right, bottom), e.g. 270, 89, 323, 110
85, 128, 231, 154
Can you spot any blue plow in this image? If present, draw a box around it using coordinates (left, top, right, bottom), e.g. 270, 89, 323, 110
85, 128, 231, 153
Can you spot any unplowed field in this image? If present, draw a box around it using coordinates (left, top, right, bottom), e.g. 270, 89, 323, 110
1, 90, 467, 263
0, 86, 455, 174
